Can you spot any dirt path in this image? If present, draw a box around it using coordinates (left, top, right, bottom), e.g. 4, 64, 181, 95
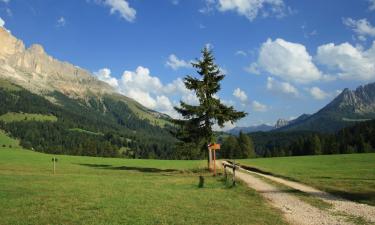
220, 161, 361, 225
236, 164, 375, 223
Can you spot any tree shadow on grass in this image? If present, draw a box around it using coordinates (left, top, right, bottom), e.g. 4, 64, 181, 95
313, 176, 375, 181
77, 163, 179, 173
328, 190, 375, 206
78, 163, 112, 168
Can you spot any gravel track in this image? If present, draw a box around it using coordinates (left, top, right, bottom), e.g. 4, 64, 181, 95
220, 161, 367, 225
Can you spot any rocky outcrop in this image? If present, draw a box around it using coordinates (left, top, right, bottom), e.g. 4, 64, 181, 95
0, 27, 114, 98
275, 119, 289, 128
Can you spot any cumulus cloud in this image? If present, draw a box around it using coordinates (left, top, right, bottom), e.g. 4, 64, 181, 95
213, 121, 236, 131
233, 88, 248, 102
56, 17, 66, 27
316, 41, 375, 81
253, 38, 322, 84
93, 66, 199, 118
267, 77, 299, 96
252, 100, 268, 112
235, 50, 247, 56
343, 18, 375, 41
0, 17, 4, 27
309, 87, 329, 100
199, 0, 216, 14
103, 0, 136, 22
217, 0, 287, 21
94, 68, 119, 87
166, 54, 192, 70
245, 62, 260, 75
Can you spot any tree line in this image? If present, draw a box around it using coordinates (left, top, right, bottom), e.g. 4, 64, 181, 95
237, 119, 375, 158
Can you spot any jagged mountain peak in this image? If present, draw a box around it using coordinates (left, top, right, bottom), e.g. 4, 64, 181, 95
278, 81, 375, 132
27, 44, 45, 55
0, 27, 115, 98
326, 82, 375, 115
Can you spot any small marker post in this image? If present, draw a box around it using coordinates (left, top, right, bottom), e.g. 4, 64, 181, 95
52, 157, 58, 174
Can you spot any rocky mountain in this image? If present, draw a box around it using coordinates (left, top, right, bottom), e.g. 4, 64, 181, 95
278, 83, 375, 132
0, 27, 168, 123
228, 124, 274, 135
275, 119, 289, 128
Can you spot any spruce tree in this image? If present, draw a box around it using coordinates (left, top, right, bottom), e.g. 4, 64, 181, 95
238, 132, 256, 158
174, 47, 247, 163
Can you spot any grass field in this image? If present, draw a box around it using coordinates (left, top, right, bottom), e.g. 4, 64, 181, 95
0, 130, 19, 148
0, 149, 287, 225
69, 128, 103, 136
0, 112, 57, 123
238, 154, 375, 206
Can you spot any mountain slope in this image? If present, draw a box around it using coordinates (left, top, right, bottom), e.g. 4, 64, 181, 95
279, 82, 375, 132
0, 78, 176, 158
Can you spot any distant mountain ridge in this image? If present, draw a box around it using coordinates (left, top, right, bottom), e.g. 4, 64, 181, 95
278, 82, 375, 132
228, 124, 274, 135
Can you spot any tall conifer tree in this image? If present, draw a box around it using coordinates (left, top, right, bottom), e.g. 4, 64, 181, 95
174, 47, 247, 163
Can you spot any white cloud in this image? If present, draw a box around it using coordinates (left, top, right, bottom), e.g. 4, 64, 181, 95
103, 0, 136, 22
369, 0, 375, 11
217, 0, 287, 21
309, 87, 329, 100
343, 18, 375, 41
266, 77, 299, 96
245, 62, 260, 75
213, 121, 236, 131
94, 68, 119, 87
199, 0, 215, 14
93, 66, 199, 118
316, 42, 375, 81
0, 17, 4, 27
154, 95, 178, 117
165, 54, 192, 70
254, 38, 322, 83
235, 50, 247, 56
233, 88, 248, 102
57, 17, 66, 27
252, 100, 268, 112
0, 0, 10, 3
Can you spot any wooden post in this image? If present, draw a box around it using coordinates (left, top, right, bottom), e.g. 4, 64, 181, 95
208, 147, 212, 171
52, 157, 58, 174
213, 149, 216, 176
232, 160, 236, 186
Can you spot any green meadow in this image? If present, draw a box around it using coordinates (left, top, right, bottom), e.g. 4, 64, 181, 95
238, 154, 375, 205
0, 130, 19, 148
0, 112, 57, 123
0, 148, 286, 225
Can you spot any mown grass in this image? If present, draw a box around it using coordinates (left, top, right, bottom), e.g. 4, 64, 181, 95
0, 112, 57, 123
0, 149, 287, 225
238, 154, 375, 206
0, 130, 19, 148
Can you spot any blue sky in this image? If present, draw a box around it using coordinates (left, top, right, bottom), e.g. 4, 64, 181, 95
1, 0, 375, 129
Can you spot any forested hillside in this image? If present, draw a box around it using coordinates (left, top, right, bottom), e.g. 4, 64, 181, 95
238, 120, 375, 158
0, 79, 178, 159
